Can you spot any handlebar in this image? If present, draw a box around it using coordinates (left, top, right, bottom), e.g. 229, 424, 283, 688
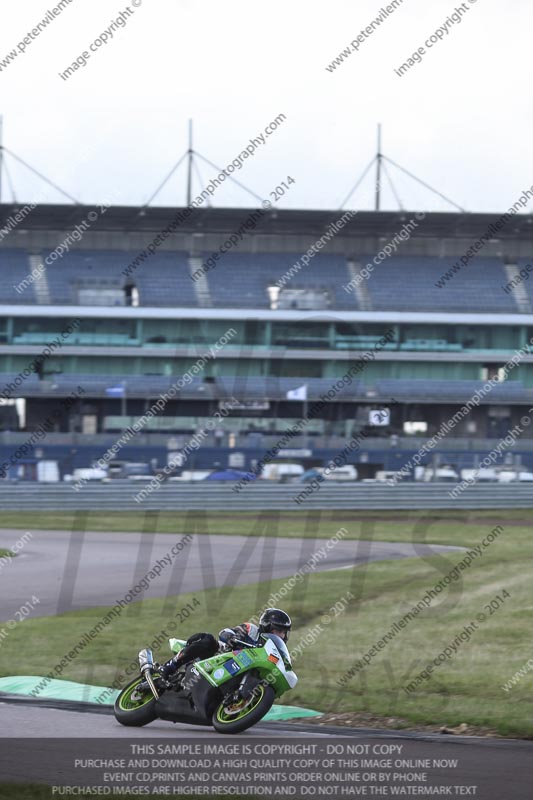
229, 638, 262, 650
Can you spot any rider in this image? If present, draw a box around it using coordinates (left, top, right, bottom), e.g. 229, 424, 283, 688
159, 608, 292, 678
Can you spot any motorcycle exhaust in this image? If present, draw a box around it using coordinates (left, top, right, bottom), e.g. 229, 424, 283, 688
138, 648, 159, 699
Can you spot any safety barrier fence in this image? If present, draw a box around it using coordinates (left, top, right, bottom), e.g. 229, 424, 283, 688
0, 482, 530, 510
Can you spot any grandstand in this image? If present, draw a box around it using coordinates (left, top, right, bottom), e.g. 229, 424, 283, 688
1, 201, 533, 479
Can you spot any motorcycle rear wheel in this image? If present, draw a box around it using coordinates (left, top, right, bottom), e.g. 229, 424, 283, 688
212, 684, 275, 734
114, 675, 158, 727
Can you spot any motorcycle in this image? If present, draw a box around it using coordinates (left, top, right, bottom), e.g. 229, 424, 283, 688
114, 633, 298, 734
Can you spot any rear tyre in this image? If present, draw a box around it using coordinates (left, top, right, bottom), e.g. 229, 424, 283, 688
114, 675, 158, 727
212, 684, 275, 734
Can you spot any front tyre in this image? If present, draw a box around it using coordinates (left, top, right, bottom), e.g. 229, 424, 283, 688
114, 675, 158, 727
212, 684, 275, 734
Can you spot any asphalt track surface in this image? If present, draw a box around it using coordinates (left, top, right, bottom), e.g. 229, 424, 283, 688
0, 698, 532, 798
0, 528, 463, 619
0, 696, 321, 738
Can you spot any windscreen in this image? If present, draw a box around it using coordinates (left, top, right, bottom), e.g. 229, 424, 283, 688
263, 633, 292, 667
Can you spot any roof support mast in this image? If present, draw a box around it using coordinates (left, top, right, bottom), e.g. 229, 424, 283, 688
340, 122, 464, 212
0, 115, 3, 203
375, 122, 382, 211
186, 118, 193, 206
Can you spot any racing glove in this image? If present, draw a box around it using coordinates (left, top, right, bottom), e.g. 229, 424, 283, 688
219, 623, 260, 648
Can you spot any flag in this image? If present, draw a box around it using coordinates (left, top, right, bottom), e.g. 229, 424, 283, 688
286, 385, 308, 401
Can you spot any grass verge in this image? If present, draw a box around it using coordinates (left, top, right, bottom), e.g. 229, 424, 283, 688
0, 512, 531, 736
0, 508, 532, 544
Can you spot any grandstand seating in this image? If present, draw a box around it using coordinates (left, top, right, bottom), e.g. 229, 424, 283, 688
515, 260, 533, 311
0, 248, 521, 313
12, 372, 532, 404
376, 379, 531, 402
215, 376, 360, 399
0, 250, 39, 303
203, 252, 355, 309
39, 250, 115, 305
363, 256, 515, 313
133, 252, 197, 306
40, 250, 198, 307
0, 372, 40, 395
4, 368, 530, 405
0, 373, 362, 401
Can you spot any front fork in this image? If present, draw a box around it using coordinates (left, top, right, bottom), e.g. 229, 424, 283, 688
138, 648, 160, 699
236, 671, 264, 701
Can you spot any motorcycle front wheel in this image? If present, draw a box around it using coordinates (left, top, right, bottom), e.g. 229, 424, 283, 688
212, 684, 275, 734
114, 675, 158, 727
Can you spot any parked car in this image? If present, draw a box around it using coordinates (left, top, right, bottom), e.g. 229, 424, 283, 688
321, 464, 358, 481
261, 463, 304, 482
203, 469, 258, 481
64, 467, 107, 483
496, 469, 533, 483
107, 461, 153, 480
460, 468, 498, 483
415, 465, 459, 482
299, 468, 325, 483
375, 470, 406, 483
169, 470, 212, 482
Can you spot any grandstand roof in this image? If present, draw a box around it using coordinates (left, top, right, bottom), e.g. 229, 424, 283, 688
2, 203, 533, 240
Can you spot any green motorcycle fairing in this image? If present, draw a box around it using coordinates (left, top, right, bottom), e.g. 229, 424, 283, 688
168, 634, 298, 697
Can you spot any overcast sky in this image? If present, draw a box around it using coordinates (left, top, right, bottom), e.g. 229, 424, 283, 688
0, 0, 530, 214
